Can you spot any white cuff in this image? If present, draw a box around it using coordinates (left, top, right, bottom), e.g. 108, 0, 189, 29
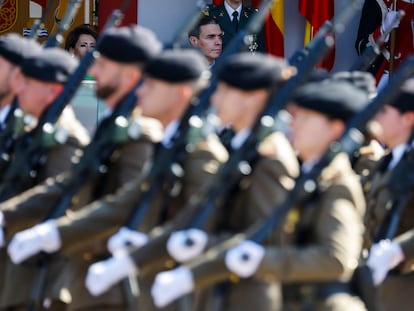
107, 227, 148, 255
34, 220, 61, 253
86, 253, 137, 297
151, 266, 194, 308
167, 228, 208, 263
8, 220, 61, 264
225, 240, 265, 278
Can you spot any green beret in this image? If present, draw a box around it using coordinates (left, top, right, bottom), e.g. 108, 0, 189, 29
98, 25, 162, 63
21, 48, 78, 83
391, 79, 414, 112
0, 33, 41, 66
144, 49, 208, 83
217, 52, 290, 90
292, 80, 369, 122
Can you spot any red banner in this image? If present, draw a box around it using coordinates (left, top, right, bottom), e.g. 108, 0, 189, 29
251, 1, 284, 57
299, 0, 335, 70
97, 0, 138, 32
299, 0, 333, 32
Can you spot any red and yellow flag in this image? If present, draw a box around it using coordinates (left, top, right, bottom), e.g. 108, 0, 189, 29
264, 0, 284, 57
299, 0, 335, 70
251, 0, 284, 57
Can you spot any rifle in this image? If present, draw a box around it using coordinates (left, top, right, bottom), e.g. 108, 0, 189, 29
288, 20, 332, 67
0, 0, 130, 203
179, 54, 414, 305
28, 0, 57, 40
389, 0, 398, 75
289, 0, 363, 68
43, 0, 84, 48
122, 0, 276, 233
350, 10, 405, 72
123, 0, 361, 276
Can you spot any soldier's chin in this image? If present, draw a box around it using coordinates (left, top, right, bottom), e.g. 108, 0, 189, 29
96, 86, 116, 100
366, 120, 383, 141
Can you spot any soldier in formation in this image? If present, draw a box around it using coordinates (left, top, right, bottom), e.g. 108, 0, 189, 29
0, 3, 413, 310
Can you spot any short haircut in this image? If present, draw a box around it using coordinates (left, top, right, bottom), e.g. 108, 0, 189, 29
188, 15, 220, 38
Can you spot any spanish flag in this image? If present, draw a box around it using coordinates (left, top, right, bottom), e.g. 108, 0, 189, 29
250, 0, 284, 57
299, 0, 334, 70
264, 0, 284, 57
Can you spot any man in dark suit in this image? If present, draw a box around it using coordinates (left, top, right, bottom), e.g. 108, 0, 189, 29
205, 0, 266, 53
189, 15, 223, 68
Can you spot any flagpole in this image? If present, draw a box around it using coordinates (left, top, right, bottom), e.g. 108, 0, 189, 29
389, 0, 398, 75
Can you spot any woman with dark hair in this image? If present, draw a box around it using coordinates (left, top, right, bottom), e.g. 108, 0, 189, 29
65, 24, 98, 58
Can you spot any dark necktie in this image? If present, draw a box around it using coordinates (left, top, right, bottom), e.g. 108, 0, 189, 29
379, 151, 393, 173
219, 127, 234, 152
232, 11, 239, 32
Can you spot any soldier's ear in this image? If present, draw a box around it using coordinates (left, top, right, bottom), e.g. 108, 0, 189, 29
402, 111, 414, 128
188, 36, 198, 47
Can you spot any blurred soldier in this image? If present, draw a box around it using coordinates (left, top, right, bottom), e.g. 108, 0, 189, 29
2, 25, 163, 310
188, 15, 223, 68
151, 79, 369, 311
0, 33, 40, 131
361, 79, 414, 311
205, 0, 266, 53
329, 70, 385, 180
0, 31, 41, 307
87, 52, 299, 311
5, 48, 227, 310
0, 47, 90, 310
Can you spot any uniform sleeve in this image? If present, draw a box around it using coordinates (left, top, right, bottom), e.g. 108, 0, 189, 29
0, 175, 66, 236
186, 183, 364, 289
355, 0, 383, 55
56, 174, 146, 255
256, 185, 364, 282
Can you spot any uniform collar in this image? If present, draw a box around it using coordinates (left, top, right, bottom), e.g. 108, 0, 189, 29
162, 120, 179, 147
231, 128, 250, 149
0, 104, 11, 125
224, 1, 242, 20
389, 143, 411, 170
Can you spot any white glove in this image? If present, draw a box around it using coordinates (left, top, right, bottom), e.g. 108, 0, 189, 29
85, 252, 137, 296
151, 266, 194, 308
367, 239, 405, 286
382, 10, 400, 33
225, 240, 265, 278
8, 220, 61, 264
107, 227, 148, 255
0, 211, 5, 248
167, 228, 208, 263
